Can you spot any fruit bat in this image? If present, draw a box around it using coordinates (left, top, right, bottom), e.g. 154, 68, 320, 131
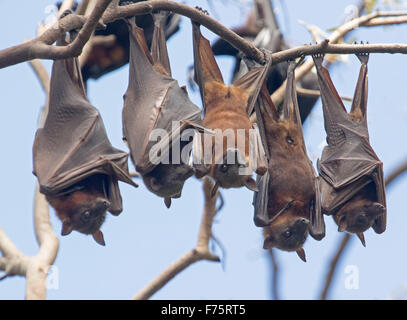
33, 36, 137, 245
210, 0, 319, 123
253, 59, 325, 261
191, 20, 269, 195
123, 13, 203, 208
312, 53, 386, 244
80, 0, 180, 82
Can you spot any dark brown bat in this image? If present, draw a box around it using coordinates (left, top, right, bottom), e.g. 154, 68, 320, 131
33, 36, 137, 245
123, 13, 204, 208
80, 0, 180, 82
191, 20, 269, 195
211, 0, 319, 123
312, 53, 386, 245
253, 60, 325, 261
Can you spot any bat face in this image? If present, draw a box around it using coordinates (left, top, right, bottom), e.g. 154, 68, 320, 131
253, 60, 325, 259
313, 52, 387, 240
332, 182, 385, 234
46, 174, 110, 246
263, 213, 310, 252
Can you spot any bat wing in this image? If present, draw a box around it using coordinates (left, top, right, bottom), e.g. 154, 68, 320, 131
233, 55, 272, 116
253, 171, 270, 227
33, 48, 136, 215
192, 21, 224, 111
123, 19, 203, 174
371, 163, 387, 233
309, 176, 325, 240
312, 54, 369, 146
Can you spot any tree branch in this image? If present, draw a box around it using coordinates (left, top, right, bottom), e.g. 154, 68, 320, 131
2, 1, 407, 70
0, 185, 59, 299
132, 177, 221, 300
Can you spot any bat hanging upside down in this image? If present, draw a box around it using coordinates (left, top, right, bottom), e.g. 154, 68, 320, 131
33, 29, 137, 245
312, 52, 386, 247
253, 59, 325, 261
122, 13, 204, 209
191, 19, 269, 195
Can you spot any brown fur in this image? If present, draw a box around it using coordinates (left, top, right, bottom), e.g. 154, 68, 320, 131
200, 81, 254, 189
262, 119, 316, 252
46, 174, 110, 236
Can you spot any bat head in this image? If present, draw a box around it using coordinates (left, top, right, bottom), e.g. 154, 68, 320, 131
334, 199, 385, 234
211, 148, 257, 191
263, 213, 310, 253
48, 191, 110, 246
142, 163, 194, 199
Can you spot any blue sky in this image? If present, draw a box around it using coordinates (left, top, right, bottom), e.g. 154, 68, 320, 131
1, 0, 407, 299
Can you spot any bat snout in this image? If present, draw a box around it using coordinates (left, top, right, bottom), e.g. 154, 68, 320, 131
95, 198, 111, 211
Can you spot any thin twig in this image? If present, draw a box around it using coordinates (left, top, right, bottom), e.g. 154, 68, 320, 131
320, 234, 352, 300
296, 86, 352, 102
2, 2, 407, 69
132, 177, 220, 300
268, 249, 280, 300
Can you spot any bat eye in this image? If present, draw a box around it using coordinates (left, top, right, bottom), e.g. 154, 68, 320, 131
81, 211, 91, 223
220, 164, 228, 173
286, 136, 294, 145
283, 230, 292, 238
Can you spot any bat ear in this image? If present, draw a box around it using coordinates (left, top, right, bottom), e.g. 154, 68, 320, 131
194, 164, 211, 179
164, 197, 172, 208
337, 216, 347, 232
296, 248, 307, 262
263, 236, 274, 250
93, 230, 106, 246
356, 232, 366, 247
61, 220, 73, 236
244, 177, 258, 192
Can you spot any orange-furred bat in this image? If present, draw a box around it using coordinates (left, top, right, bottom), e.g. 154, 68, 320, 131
312, 52, 386, 246
33, 33, 137, 245
191, 20, 269, 195
123, 13, 204, 208
253, 60, 325, 261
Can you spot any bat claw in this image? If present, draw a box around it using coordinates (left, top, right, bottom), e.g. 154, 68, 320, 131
194, 6, 209, 15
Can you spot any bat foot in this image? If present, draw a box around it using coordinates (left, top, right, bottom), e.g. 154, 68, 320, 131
355, 41, 370, 62
194, 6, 209, 15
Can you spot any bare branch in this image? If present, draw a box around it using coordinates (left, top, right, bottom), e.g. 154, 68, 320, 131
296, 86, 352, 102
320, 234, 352, 300
268, 249, 280, 300
132, 177, 220, 300
1, 1, 407, 70
385, 160, 407, 186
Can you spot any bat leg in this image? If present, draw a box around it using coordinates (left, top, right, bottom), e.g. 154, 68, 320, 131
164, 197, 172, 208
296, 248, 306, 262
